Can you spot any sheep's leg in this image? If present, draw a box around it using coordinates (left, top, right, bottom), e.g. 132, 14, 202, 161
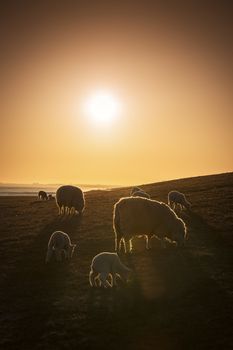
115, 236, 123, 252
118, 237, 123, 252
45, 248, 53, 263
122, 239, 127, 254
94, 275, 101, 287
99, 272, 112, 288
129, 239, 133, 253
112, 273, 118, 286
55, 249, 62, 262
89, 269, 99, 287
64, 249, 68, 260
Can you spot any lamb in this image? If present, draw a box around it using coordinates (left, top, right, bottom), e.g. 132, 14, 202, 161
132, 190, 150, 199
168, 190, 191, 210
56, 185, 85, 215
38, 190, 48, 200
89, 252, 132, 288
48, 194, 54, 201
45, 231, 76, 263
113, 197, 187, 253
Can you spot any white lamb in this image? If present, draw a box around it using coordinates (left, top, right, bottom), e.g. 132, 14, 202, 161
89, 252, 132, 288
45, 231, 76, 263
168, 190, 191, 210
113, 197, 187, 253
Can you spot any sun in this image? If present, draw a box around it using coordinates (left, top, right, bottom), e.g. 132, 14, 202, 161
84, 91, 121, 126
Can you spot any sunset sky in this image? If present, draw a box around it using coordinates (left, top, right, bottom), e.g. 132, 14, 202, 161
1, 1, 232, 186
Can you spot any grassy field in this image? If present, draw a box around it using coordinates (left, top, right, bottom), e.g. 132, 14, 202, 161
0, 172, 233, 349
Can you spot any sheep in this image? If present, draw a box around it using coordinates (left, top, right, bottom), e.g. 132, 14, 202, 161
89, 252, 132, 288
113, 197, 187, 253
168, 190, 191, 210
48, 194, 54, 201
56, 185, 85, 215
132, 190, 150, 199
130, 187, 142, 196
38, 190, 48, 200
45, 231, 76, 263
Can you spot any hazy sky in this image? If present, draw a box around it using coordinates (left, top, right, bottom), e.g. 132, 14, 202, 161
1, 1, 232, 185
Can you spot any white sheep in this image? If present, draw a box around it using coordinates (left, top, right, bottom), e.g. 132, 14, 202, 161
38, 190, 48, 200
132, 190, 150, 199
45, 231, 76, 263
89, 252, 132, 288
168, 190, 191, 210
56, 185, 85, 215
113, 197, 187, 253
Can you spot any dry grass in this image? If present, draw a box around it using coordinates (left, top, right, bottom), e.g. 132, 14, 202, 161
0, 172, 233, 349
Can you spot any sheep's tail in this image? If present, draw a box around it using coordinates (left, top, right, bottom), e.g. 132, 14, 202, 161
113, 204, 122, 251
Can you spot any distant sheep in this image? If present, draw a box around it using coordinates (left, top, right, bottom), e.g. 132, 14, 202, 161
48, 194, 54, 201
45, 231, 76, 263
168, 191, 191, 210
56, 185, 85, 215
38, 190, 48, 200
130, 187, 142, 196
113, 197, 187, 253
89, 252, 132, 287
132, 190, 150, 199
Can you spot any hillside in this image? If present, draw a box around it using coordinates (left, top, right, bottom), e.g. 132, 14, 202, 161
0, 172, 233, 349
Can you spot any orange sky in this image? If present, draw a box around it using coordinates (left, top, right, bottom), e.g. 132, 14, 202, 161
1, 1, 233, 185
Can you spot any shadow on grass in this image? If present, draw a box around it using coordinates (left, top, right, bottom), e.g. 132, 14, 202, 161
1, 215, 82, 349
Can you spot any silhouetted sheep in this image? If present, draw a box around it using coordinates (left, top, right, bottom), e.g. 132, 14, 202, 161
113, 197, 187, 253
38, 190, 48, 200
56, 185, 85, 215
89, 252, 132, 287
45, 231, 76, 263
130, 187, 142, 196
168, 190, 191, 210
132, 190, 150, 199
48, 194, 54, 201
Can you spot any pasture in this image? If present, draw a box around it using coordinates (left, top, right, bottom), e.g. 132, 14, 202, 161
0, 172, 233, 349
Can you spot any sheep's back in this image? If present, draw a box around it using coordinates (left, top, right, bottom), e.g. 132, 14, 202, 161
56, 185, 84, 208
114, 197, 165, 236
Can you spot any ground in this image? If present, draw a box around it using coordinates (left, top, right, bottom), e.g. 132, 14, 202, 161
0, 172, 233, 349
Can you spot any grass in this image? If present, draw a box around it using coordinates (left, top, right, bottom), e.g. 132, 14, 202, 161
0, 172, 233, 349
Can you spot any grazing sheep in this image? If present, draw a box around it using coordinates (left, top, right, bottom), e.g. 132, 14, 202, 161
48, 194, 54, 201
45, 231, 76, 263
89, 252, 132, 288
38, 190, 48, 200
168, 190, 191, 210
113, 197, 187, 253
56, 185, 85, 215
130, 187, 142, 196
132, 190, 150, 199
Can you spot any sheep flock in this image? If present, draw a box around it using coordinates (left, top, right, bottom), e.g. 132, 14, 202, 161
37, 185, 191, 288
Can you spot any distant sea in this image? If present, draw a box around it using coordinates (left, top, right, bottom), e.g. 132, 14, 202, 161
0, 184, 113, 196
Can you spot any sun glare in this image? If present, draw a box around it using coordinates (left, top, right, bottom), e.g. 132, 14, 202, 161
84, 91, 121, 126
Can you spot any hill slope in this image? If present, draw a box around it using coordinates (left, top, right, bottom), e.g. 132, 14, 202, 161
0, 172, 233, 349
